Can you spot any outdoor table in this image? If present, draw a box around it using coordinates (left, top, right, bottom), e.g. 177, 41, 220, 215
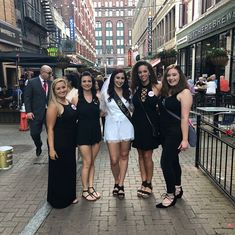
196, 107, 235, 134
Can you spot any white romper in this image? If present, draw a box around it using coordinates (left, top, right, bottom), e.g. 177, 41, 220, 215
101, 91, 134, 143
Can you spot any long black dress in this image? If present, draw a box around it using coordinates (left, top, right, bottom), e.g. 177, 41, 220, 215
76, 99, 101, 145
47, 104, 77, 209
132, 84, 160, 150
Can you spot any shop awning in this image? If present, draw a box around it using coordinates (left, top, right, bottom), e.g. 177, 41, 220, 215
0, 51, 55, 63
150, 58, 161, 67
0, 51, 86, 68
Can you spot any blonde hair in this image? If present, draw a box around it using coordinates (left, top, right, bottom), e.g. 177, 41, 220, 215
49, 78, 68, 115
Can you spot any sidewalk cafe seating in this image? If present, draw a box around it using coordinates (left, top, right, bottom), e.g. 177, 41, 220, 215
213, 112, 235, 136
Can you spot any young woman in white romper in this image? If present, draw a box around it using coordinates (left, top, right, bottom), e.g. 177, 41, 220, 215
100, 69, 134, 199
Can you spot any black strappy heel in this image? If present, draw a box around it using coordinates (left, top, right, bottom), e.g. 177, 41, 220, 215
117, 185, 125, 199
112, 184, 119, 196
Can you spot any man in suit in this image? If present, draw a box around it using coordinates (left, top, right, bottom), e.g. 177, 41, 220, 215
24, 65, 53, 156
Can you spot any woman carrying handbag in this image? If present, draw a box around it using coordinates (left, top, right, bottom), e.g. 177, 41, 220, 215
131, 60, 161, 198
156, 64, 192, 208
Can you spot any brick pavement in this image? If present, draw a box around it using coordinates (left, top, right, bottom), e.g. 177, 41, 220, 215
0, 124, 235, 235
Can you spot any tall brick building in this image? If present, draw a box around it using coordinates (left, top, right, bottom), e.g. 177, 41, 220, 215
52, 0, 96, 64
0, 0, 21, 52
93, 0, 136, 74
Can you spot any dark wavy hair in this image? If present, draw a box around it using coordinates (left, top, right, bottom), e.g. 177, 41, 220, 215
131, 60, 158, 93
161, 64, 189, 97
78, 71, 98, 103
107, 69, 130, 102
66, 72, 80, 89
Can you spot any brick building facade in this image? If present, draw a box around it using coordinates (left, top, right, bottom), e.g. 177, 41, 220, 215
93, 0, 136, 74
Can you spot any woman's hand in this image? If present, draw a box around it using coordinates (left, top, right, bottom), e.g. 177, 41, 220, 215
49, 149, 58, 160
178, 140, 189, 151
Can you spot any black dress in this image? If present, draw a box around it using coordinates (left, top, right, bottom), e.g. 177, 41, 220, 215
47, 104, 77, 209
76, 98, 101, 145
132, 84, 160, 150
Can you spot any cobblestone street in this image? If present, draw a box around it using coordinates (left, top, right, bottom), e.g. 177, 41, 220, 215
0, 125, 234, 235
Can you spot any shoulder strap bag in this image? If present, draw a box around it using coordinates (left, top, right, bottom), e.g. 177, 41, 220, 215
137, 95, 157, 137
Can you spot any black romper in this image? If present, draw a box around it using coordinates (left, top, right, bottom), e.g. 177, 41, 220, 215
132, 84, 160, 150
76, 98, 101, 145
47, 104, 77, 209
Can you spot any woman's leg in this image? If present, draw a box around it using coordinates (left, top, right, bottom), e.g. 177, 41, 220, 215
156, 136, 180, 207
141, 150, 153, 196
79, 145, 96, 201
88, 142, 101, 199
107, 142, 120, 184
137, 149, 147, 182
142, 150, 153, 183
88, 142, 101, 188
118, 141, 131, 186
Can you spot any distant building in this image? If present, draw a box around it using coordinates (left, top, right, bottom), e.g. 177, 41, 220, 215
93, 0, 136, 74
52, 0, 96, 65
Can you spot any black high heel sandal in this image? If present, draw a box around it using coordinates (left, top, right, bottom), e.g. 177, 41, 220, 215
112, 184, 119, 196
175, 186, 183, 199
141, 182, 152, 198
117, 185, 125, 199
137, 180, 147, 197
156, 193, 177, 208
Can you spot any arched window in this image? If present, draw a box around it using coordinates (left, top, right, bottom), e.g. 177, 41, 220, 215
116, 21, 124, 28
96, 21, 102, 29
106, 21, 112, 28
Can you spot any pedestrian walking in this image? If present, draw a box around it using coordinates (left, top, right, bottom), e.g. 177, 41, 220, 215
131, 60, 161, 198
24, 65, 52, 156
46, 78, 78, 208
156, 64, 192, 208
100, 69, 134, 199
73, 71, 102, 201
65, 72, 79, 103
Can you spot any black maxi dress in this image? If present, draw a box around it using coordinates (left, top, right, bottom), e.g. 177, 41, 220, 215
132, 84, 160, 150
47, 104, 77, 209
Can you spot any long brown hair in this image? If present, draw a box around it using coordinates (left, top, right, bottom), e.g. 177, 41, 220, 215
107, 68, 130, 102
131, 60, 158, 93
161, 64, 188, 97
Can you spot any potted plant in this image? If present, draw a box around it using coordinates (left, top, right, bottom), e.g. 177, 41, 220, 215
56, 55, 71, 69
207, 47, 229, 67
157, 49, 177, 66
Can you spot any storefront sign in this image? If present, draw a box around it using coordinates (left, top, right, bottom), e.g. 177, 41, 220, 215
188, 8, 235, 42
47, 47, 59, 56
55, 27, 61, 48
147, 16, 153, 55
69, 17, 75, 41
0, 20, 22, 47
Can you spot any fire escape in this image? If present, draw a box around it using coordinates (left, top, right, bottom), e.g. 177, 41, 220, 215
41, 0, 58, 49
41, 0, 56, 32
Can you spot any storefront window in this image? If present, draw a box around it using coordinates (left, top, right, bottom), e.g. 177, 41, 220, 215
195, 42, 202, 80
201, 36, 218, 77
179, 47, 192, 79
231, 29, 235, 94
